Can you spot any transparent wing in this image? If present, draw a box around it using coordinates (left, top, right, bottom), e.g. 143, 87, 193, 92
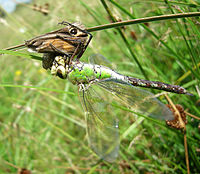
88, 54, 114, 69
97, 79, 174, 120
79, 83, 120, 162
88, 54, 173, 120
78, 78, 173, 161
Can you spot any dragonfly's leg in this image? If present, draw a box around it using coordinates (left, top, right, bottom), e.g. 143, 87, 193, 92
78, 83, 87, 92
54, 34, 83, 63
86, 79, 100, 89
55, 33, 92, 62
76, 32, 93, 60
58, 29, 93, 56
49, 43, 69, 55
76, 32, 93, 61
49, 43, 71, 60
78, 79, 99, 92
68, 42, 82, 65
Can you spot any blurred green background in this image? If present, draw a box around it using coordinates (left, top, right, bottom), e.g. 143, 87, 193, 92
0, 0, 200, 173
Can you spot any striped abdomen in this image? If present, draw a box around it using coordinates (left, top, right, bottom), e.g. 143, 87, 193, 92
127, 77, 191, 95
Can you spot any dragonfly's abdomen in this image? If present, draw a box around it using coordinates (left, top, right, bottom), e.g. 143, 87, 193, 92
127, 77, 188, 94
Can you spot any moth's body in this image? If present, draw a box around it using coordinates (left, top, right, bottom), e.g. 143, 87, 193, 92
25, 23, 89, 56
4, 21, 92, 65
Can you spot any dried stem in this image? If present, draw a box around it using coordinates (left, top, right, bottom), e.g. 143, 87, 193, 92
184, 111, 200, 121
164, 94, 190, 174
184, 133, 190, 174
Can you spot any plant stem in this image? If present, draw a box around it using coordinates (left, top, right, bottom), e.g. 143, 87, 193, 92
87, 12, 200, 32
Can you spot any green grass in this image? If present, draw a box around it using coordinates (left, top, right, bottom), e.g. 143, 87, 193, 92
0, 0, 200, 173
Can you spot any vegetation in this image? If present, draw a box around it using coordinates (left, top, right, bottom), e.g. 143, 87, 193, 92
0, 0, 199, 173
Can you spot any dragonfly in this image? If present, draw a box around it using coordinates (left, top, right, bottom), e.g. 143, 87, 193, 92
49, 54, 191, 162
4, 21, 92, 68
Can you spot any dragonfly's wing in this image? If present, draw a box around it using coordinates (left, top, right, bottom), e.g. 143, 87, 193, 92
88, 54, 114, 69
97, 79, 174, 120
79, 84, 120, 162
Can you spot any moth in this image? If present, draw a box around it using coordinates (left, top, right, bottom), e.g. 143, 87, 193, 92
5, 21, 93, 69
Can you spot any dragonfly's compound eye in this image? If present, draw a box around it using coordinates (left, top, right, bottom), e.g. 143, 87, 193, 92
70, 28, 78, 35
56, 66, 67, 79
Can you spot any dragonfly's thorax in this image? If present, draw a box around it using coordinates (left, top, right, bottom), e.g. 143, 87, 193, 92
67, 61, 113, 85
51, 56, 127, 85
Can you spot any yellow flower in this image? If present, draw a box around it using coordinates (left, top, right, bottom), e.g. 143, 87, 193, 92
15, 70, 22, 76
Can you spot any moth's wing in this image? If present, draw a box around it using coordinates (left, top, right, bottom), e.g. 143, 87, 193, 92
97, 79, 174, 121
78, 83, 120, 162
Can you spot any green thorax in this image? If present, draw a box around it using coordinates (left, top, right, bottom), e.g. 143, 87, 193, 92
67, 61, 115, 85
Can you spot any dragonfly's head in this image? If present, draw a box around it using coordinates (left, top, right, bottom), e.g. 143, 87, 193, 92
51, 56, 68, 79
